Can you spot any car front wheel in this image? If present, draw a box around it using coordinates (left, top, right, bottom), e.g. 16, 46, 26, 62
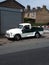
14, 34, 21, 41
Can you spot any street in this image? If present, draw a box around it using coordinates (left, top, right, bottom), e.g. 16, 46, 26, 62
0, 46, 49, 65
0, 34, 49, 65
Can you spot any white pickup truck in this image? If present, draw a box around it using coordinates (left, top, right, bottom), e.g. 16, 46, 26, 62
5, 23, 44, 40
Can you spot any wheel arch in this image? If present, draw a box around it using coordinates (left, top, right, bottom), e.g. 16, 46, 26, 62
35, 31, 40, 35
35, 31, 41, 38
14, 34, 21, 38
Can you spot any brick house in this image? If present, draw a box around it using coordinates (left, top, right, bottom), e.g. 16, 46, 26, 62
36, 5, 49, 24
24, 5, 49, 24
0, 0, 25, 34
24, 5, 36, 23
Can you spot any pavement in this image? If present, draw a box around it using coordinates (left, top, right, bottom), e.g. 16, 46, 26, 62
0, 38, 13, 45
0, 33, 49, 45
43, 33, 49, 38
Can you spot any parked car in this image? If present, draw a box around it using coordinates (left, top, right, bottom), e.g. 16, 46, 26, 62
5, 23, 44, 40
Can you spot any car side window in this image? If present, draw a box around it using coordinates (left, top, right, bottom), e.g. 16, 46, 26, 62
22, 25, 30, 33
24, 25, 30, 30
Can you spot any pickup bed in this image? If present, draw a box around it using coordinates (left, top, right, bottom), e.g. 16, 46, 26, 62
22, 27, 43, 33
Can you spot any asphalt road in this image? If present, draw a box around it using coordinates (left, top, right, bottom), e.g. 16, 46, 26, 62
0, 46, 49, 65
0, 36, 49, 65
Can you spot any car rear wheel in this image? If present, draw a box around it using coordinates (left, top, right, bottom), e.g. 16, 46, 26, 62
35, 32, 40, 38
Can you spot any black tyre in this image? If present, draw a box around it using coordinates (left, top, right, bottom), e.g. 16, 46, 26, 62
14, 34, 21, 41
35, 32, 40, 38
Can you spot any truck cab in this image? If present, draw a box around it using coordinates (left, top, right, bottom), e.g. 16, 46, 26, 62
18, 23, 31, 30
5, 23, 44, 40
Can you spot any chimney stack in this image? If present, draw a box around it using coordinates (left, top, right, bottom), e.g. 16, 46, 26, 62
43, 5, 46, 9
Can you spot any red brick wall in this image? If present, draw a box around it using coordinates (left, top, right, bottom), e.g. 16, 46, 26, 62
36, 7, 49, 24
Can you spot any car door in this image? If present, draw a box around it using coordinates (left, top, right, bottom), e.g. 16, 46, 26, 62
22, 25, 33, 37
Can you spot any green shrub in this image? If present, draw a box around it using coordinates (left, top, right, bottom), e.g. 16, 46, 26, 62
24, 18, 49, 26
24, 18, 35, 24
31, 22, 47, 26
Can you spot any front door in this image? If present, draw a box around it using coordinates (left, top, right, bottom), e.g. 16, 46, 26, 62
22, 25, 33, 37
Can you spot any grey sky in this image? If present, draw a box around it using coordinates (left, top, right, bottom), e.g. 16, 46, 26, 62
0, 0, 49, 9
16, 0, 49, 9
